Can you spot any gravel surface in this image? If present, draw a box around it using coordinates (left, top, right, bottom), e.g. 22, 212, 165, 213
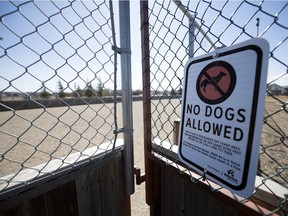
1, 97, 287, 214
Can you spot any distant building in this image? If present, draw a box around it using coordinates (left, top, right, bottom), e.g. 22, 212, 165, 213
0, 92, 42, 101
0, 92, 25, 101
268, 84, 288, 95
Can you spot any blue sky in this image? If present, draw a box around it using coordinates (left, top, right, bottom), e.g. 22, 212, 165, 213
147, 0, 288, 90
0, 0, 119, 93
0, 0, 287, 94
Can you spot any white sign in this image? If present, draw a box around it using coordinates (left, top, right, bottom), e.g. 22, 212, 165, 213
178, 38, 269, 197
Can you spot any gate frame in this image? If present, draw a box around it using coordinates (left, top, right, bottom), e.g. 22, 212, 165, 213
140, 1, 287, 215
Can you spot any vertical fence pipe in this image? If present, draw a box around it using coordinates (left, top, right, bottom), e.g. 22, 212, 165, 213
119, 0, 134, 195
173, 0, 216, 50
189, 20, 196, 58
140, 0, 152, 205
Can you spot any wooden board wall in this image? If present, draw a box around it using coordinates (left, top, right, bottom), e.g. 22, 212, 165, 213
0, 153, 128, 216
149, 157, 267, 216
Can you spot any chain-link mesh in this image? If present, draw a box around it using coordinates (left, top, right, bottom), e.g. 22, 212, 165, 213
148, 0, 287, 214
0, 0, 121, 196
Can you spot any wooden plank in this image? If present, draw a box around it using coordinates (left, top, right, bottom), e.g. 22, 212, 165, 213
184, 179, 197, 215
206, 189, 225, 216
161, 168, 185, 216
118, 157, 131, 216
43, 180, 78, 216
150, 160, 161, 216
100, 156, 125, 216
173, 118, 180, 145
113, 157, 126, 215
100, 158, 114, 216
76, 167, 102, 216
160, 167, 167, 216
0, 195, 45, 216
223, 205, 241, 216
23, 196, 46, 216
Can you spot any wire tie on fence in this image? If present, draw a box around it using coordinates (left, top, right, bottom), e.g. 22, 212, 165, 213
113, 128, 134, 134
212, 52, 219, 59
202, 169, 207, 181
112, 45, 131, 54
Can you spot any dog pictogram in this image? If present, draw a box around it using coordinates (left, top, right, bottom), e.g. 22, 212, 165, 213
196, 61, 236, 105
200, 71, 226, 92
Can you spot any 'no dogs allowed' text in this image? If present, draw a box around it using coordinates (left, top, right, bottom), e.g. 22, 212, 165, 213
185, 104, 246, 141
179, 38, 269, 196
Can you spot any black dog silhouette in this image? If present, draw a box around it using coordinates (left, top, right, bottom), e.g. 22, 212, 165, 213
201, 72, 226, 92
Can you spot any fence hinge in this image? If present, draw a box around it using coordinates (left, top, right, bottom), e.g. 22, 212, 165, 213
113, 128, 134, 134
133, 166, 145, 185
112, 45, 131, 54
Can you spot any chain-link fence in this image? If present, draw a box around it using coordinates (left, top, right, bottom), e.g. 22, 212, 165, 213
147, 0, 287, 214
0, 0, 122, 198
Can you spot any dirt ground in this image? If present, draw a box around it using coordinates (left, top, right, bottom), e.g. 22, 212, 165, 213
260, 96, 288, 186
0, 97, 287, 215
0, 100, 150, 215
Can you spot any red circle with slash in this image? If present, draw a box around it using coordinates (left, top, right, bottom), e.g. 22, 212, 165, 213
196, 61, 236, 104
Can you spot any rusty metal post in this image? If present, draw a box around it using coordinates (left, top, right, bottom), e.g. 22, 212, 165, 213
140, 0, 152, 206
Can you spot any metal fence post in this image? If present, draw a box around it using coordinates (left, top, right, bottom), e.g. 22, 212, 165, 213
173, 0, 216, 51
189, 20, 196, 58
119, 0, 134, 195
140, 0, 153, 206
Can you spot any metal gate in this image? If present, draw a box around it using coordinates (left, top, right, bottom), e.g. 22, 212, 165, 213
141, 0, 288, 215
0, 1, 133, 215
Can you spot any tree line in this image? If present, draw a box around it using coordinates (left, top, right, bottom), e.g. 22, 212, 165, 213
40, 80, 107, 99
40, 81, 182, 99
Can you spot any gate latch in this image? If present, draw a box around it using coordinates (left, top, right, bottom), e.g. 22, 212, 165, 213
133, 166, 145, 185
